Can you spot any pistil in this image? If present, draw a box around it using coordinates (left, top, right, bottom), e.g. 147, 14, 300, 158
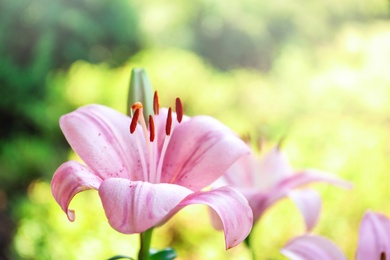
129, 107, 148, 181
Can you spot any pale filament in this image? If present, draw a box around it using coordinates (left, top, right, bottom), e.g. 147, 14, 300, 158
131, 114, 148, 181
129, 92, 183, 184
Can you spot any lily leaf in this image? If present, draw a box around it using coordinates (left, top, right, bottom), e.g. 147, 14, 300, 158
107, 255, 134, 260
149, 248, 177, 260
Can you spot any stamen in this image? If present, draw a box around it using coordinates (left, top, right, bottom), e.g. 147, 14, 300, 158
276, 136, 285, 151
133, 123, 148, 182
130, 108, 140, 134
175, 97, 183, 123
381, 252, 386, 260
257, 136, 264, 152
240, 133, 251, 144
132, 102, 143, 110
149, 115, 155, 142
153, 91, 160, 115
166, 107, 172, 136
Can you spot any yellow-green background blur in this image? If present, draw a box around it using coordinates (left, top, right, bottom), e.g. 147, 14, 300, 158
1, 0, 390, 259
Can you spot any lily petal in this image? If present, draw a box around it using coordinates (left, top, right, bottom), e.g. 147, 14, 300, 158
175, 186, 253, 249
220, 153, 259, 188
266, 170, 351, 210
258, 147, 294, 186
251, 170, 351, 222
161, 115, 250, 191
276, 170, 353, 195
98, 178, 193, 234
288, 189, 322, 231
99, 180, 252, 249
51, 160, 102, 221
60, 104, 145, 180
356, 211, 390, 260
281, 234, 347, 260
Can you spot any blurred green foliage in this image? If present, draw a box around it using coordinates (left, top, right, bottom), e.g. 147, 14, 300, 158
1, 0, 390, 259
0, 0, 141, 191
0, 0, 140, 258
134, 0, 388, 70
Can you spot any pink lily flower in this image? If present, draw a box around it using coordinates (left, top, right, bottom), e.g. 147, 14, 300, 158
51, 92, 253, 249
281, 211, 390, 260
212, 146, 351, 231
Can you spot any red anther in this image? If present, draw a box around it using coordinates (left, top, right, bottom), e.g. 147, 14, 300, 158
175, 97, 183, 123
132, 102, 143, 110
166, 107, 172, 136
149, 115, 155, 142
153, 91, 160, 115
130, 108, 140, 134
381, 252, 386, 260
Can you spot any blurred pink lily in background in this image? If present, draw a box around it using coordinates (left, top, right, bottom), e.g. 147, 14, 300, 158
51, 92, 253, 249
212, 146, 352, 232
281, 211, 390, 260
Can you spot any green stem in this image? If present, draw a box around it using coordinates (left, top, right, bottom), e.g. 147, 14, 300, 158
244, 233, 256, 260
138, 228, 154, 260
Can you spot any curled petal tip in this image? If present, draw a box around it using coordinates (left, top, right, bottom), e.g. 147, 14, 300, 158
67, 209, 75, 222
182, 186, 253, 249
51, 161, 102, 223
288, 189, 322, 232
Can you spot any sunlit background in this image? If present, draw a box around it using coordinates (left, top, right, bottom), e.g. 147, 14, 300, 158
1, 0, 390, 259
